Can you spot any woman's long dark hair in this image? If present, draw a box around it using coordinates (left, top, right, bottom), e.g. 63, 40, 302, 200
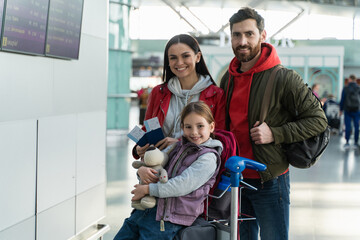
162, 34, 215, 85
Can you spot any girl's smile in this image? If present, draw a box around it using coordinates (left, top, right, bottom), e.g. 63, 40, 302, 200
182, 112, 215, 145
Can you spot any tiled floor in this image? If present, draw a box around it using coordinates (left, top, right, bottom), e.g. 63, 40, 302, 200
101, 102, 360, 240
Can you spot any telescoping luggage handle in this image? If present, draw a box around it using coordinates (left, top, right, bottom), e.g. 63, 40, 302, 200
224, 156, 266, 240
218, 157, 266, 190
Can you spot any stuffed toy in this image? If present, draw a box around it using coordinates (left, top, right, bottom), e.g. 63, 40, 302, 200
131, 146, 169, 210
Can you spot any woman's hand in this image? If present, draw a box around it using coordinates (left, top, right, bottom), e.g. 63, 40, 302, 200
138, 166, 158, 184
131, 184, 149, 201
136, 144, 150, 158
155, 137, 178, 150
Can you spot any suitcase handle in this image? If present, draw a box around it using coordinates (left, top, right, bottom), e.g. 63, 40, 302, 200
217, 157, 266, 191
225, 156, 266, 240
225, 156, 267, 173
225, 156, 267, 188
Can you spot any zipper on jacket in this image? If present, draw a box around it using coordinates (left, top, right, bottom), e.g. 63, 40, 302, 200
159, 99, 166, 120
160, 219, 165, 231
160, 197, 168, 231
172, 151, 188, 176
168, 146, 194, 177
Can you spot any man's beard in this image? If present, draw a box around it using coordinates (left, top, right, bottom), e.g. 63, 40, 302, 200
233, 39, 262, 62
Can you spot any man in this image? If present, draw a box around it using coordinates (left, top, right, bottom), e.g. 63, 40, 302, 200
340, 74, 360, 148
220, 7, 327, 240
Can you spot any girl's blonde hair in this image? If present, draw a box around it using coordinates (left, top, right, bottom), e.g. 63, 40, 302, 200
180, 101, 215, 138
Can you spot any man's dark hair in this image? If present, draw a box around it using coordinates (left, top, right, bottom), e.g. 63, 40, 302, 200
229, 7, 265, 33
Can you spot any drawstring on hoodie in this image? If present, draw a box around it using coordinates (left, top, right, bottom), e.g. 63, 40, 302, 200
165, 75, 212, 138
172, 92, 193, 137
185, 91, 189, 104
171, 95, 182, 137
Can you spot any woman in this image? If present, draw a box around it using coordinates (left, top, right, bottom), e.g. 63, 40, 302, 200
134, 34, 225, 162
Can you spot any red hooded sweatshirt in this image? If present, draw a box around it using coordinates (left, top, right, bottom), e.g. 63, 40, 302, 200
228, 43, 281, 178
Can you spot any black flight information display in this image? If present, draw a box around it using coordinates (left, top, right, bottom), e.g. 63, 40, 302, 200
2, 0, 49, 55
45, 0, 84, 59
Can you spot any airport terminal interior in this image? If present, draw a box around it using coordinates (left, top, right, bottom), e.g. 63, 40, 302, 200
103, 0, 360, 239
2, 0, 360, 240
102, 101, 360, 240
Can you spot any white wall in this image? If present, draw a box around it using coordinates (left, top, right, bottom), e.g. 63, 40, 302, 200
344, 67, 360, 80
0, 0, 108, 239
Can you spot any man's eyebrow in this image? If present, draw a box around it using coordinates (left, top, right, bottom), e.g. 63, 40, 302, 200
233, 30, 255, 34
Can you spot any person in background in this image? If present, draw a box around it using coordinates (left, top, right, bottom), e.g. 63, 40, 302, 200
311, 83, 327, 105
323, 94, 340, 134
312, 83, 320, 98
113, 101, 223, 240
340, 74, 360, 148
220, 7, 327, 240
137, 87, 152, 125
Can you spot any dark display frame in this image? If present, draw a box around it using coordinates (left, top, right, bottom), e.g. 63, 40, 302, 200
0, 0, 4, 49
0, 0, 84, 60
1, 0, 49, 55
45, 0, 84, 60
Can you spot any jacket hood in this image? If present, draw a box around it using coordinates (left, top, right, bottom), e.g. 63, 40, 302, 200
229, 43, 281, 77
164, 75, 213, 139
181, 136, 223, 156
167, 74, 212, 98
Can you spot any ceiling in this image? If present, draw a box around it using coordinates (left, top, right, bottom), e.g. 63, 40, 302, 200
131, 0, 360, 14
129, 0, 360, 38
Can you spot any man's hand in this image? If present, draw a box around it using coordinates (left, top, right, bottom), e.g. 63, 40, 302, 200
131, 184, 149, 201
250, 121, 274, 144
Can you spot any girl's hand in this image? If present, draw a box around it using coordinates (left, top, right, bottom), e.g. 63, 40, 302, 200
155, 137, 178, 150
136, 144, 150, 158
131, 184, 149, 201
138, 166, 158, 184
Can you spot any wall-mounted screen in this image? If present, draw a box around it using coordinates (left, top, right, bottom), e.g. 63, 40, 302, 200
45, 0, 84, 59
1, 0, 49, 55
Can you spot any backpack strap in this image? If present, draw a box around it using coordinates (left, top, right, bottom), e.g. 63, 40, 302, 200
220, 70, 229, 90
259, 65, 283, 123
220, 70, 233, 131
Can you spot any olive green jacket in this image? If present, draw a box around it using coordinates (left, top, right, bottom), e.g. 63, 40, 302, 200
220, 65, 328, 182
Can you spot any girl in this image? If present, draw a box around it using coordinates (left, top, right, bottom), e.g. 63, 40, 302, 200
114, 101, 223, 240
